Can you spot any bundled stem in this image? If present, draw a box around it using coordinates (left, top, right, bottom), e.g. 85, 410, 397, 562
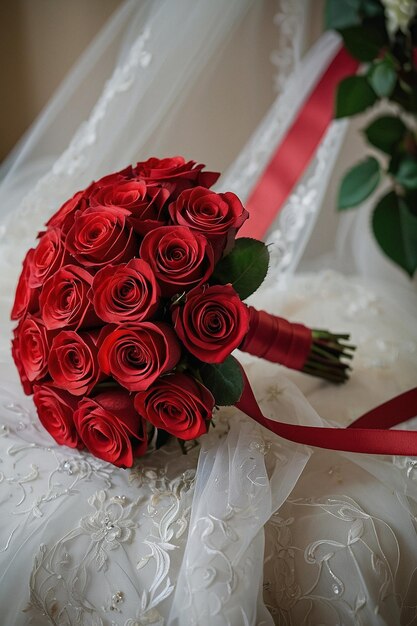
303, 330, 355, 384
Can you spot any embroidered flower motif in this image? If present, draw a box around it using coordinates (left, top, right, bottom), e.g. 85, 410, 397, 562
80, 490, 136, 569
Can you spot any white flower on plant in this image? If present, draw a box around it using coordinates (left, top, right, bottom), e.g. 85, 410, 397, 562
381, 0, 417, 37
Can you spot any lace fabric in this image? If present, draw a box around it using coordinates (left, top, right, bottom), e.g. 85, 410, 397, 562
1, 1, 417, 624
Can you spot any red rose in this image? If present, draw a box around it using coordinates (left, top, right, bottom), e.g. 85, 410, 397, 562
65, 206, 136, 268
98, 322, 181, 391
28, 228, 69, 288
85, 165, 134, 195
74, 389, 147, 467
169, 187, 248, 258
40, 264, 98, 330
14, 316, 53, 384
172, 284, 250, 363
11, 249, 39, 321
12, 331, 33, 395
90, 259, 160, 324
134, 156, 220, 198
46, 190, 88, 234
33, 384, 82, 449
90, 180, 169, 236
134, 373, 214, 440
49, 330, 103, 396
140, 226, 214, 297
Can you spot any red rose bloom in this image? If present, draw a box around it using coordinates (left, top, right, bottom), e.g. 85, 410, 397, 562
90, 259, 160, 324
74, 389, 147, 467
134, 156, 220, 198
11, 249, 39, 321
12, 332, 33, 395
169, 186, 248, 259
134, 373, 214, 440
90, 180, 169, 236
65, 206, 136, 268
49, 330, 103, 396
172, 284, 250, 363
98, 322, 181, 392
46, 190, 88, 234
14, 316, 53, 384
140, 225, 214, 297
33, 384, 82, 448
29, 228, 69, 288
40, 264, 98, 330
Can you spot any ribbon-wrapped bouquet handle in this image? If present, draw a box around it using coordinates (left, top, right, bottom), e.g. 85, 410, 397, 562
11, 156, 417, 468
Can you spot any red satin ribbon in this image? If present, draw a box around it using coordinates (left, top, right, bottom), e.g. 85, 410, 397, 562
236, 368, 417, 455
238, 46, 360, 240
240, 307, 312, 370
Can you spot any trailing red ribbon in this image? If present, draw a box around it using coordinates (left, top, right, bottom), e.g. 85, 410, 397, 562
241, 307, 312, 370
239, 46, 360, 240
236, 369, 417, 455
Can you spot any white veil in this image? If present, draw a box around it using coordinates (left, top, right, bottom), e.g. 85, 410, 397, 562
1, 2, 417, 625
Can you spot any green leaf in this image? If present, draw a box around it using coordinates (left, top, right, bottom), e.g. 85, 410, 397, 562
325, 0, 361, 30
341, 26, 385, 61
394, 157, 417, 189
338, 157, 381, 209
360, 0, 385, 18
364, 115, 406, 153
368, 60, 397, 97
372, 192, 416, 276
399, 199, 417, 276
199, 355, 244, 406
335, 76, 378, 118
213, 238, 269, 300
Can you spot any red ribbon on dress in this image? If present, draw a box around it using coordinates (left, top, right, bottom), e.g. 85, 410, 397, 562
238, 46, 360, 240
236, 369, 417, 455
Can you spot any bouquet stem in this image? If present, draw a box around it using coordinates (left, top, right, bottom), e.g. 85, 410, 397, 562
240, 307, 355, 384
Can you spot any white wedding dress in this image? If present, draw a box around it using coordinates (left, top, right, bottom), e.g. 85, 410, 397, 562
0, 2, 416, 625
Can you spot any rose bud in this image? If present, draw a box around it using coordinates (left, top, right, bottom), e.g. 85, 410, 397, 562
140, 225, 214, 297
133, 156, 220, 198
11, 249, 39, 321
169, 186, 248, 259
13, 316, 55, 384
40, 264, 98, 331
134, 373, 214, 440
46, 190, 88, 234
74, 388, 147, 467
98, 322, 181, 392
33, 384, 82, 449
172, 284, 250, 363
65, 206, 136, 268
28, 227, 70, 289
90, 259, 160, 324
90, 180, 170, 236
49, 330, 103, 396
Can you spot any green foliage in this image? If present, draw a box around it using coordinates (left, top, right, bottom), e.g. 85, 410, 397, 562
394, 157, 417, 190
335, 76, 377, 118
325, 0, 361, 30
363, 116, 406, 153
199, 355, 244, 406
372, 192, 417, 276
338, 157, 381, 209
368, 59, 397, 97
341, 26, 386, 62
213, 238, 269, 300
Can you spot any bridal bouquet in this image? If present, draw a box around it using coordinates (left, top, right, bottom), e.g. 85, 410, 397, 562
11, 157, 354, 467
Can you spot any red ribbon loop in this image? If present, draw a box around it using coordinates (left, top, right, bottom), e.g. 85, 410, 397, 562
236, 367, 417, 456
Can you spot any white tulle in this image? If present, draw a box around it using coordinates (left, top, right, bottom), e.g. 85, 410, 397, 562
0, 1, 417, 625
